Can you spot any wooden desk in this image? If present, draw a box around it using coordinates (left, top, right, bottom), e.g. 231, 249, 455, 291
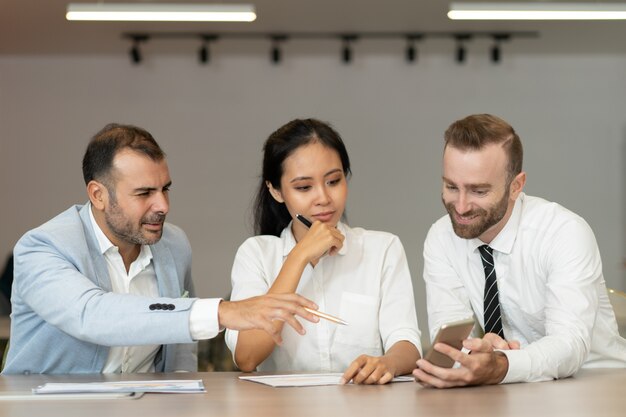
1, 369, 625, 417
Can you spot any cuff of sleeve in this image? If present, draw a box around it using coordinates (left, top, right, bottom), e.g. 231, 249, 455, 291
385, 334, 423, 358
224, 329, 240, 367
189, 298, 223, 340
499, 349, 531, 384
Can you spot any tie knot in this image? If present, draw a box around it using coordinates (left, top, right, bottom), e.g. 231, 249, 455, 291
479, 245, 493, 256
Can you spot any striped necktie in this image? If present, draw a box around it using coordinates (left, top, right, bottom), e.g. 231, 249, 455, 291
478, 245, 505, 339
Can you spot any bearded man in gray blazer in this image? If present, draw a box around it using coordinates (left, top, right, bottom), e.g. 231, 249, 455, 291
3, 123, 318, 374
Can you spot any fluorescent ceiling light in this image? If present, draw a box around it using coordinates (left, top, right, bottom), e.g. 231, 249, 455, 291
66, 3, 256, 22
448, 2, 626, 20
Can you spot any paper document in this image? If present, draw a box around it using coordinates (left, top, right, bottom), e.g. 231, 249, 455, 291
0, 391, 143, 401
239, 373, 414, 387
33, 380, 205, 395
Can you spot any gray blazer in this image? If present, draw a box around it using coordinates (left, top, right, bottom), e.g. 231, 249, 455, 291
3, 204, 198, 374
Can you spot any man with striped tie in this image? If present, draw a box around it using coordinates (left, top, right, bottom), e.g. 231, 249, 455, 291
413, 114, 626, 388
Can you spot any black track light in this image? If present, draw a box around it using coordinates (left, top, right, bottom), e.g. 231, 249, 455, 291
271, 44, 281, 64
406, 43, 417, 63
130, 44, 141, 64
490, 33, 510, 64
341, 35, 358, 64
405, 34, 422, 63
456, 44, 466, 63
269, 35, 288, 65
491, 44, 501, 63
127, 35, 148, 65
454, 34, 471, 64
198, 44, 209, 64
342, 44, 352, 63
198, 35, 218, 65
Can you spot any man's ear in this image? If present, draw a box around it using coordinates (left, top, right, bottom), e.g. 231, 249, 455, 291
266, 181, 284, 203
509, 171, 526, 200
87, 180, 107, 210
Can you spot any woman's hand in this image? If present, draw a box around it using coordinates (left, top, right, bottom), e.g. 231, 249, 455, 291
341, 341, 419, 385
293, 221, 345, 263
341, 354, 397, 385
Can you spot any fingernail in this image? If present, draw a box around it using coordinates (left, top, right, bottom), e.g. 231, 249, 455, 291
339, 378, 346, 385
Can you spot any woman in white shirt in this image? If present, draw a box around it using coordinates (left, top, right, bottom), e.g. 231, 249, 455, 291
225, 118, 421, 384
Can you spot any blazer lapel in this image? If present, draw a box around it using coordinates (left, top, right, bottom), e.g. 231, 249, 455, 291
150, 242, 179, 298
78, 204, 113, 292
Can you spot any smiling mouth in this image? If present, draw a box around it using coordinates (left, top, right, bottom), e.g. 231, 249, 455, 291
454, 212, 479, 225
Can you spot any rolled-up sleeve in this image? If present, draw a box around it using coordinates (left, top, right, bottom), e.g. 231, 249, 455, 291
379, 236, 422, 356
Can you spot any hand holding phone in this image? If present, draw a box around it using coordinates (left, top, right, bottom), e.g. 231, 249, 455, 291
424, 317, 475, 368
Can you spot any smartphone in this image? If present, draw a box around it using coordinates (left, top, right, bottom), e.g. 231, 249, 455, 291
424, 317, 475, 368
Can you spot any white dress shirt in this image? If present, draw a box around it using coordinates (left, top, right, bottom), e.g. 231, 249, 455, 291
225, 222, 422, 372
88, 205, 221, 373
423, 193, 626, 383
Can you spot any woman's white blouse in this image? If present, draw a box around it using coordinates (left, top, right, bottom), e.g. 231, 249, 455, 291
225, 222, 422, 372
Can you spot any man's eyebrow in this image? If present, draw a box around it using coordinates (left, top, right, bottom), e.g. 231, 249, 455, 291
133, 181, 172, 192
442, 177, 491, 189
468, 183, 491, 189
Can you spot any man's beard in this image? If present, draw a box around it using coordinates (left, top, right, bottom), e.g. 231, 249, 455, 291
105, 200, 165, 246
444, 187, 509, 240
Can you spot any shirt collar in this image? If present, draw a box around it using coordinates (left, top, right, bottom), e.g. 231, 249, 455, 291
87, 202, 153, 263
281, 221, 349, 258
468, 192, 525, 255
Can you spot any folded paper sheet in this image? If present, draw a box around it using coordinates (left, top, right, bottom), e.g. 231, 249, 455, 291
239, 373, 414, 387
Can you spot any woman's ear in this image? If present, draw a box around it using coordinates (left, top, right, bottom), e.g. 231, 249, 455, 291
266, 181, 284, 203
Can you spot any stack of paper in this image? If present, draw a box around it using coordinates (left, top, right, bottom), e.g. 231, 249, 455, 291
33, 380, 206, 395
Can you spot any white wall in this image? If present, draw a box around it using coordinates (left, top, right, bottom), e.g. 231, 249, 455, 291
1, 44, 625, 344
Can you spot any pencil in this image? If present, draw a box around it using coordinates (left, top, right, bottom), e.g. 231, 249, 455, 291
304, 307, 349, 326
